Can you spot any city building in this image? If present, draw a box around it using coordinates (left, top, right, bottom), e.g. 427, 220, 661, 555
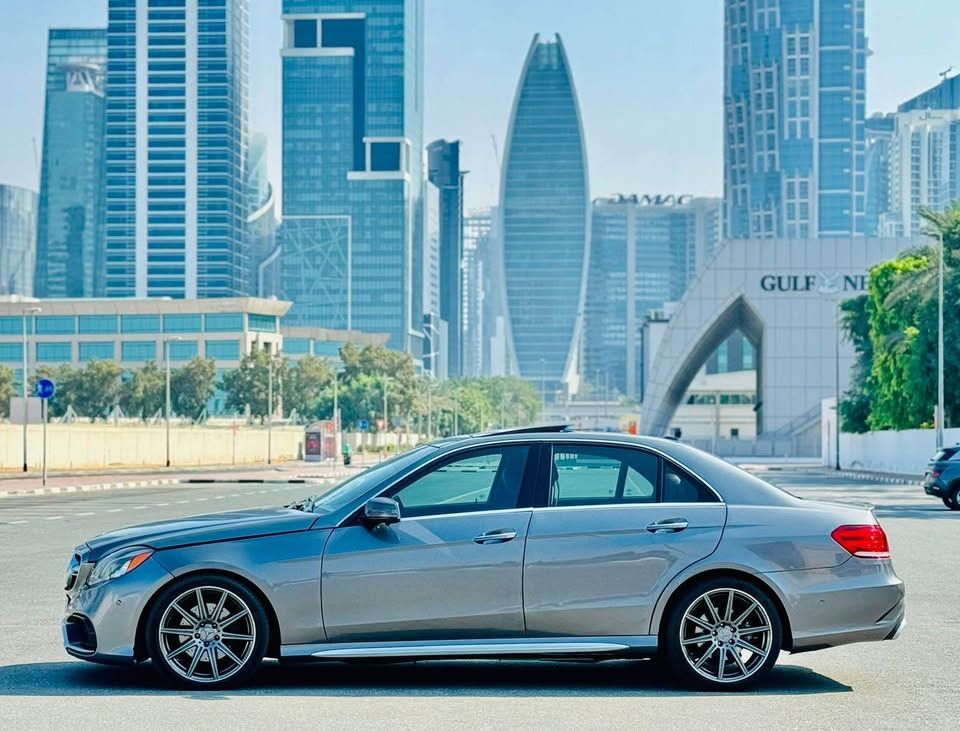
461, 210, 487, 378
583, 195, 722, 401
723, 0, 866, 239
246, 132, 279, 297
0, 186, 38, 297
279, 1, 425, 357
34, 28, 107, 299
877, 109, 960, 237
0, 295, 385, 414
500, 34, 589, 398
426, 139, 464, 378
898, 73, 960, 113
864, 114, 895, 236
103, 0, 250, 299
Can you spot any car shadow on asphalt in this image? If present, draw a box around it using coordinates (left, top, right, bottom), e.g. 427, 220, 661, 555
0, 659, 851, 697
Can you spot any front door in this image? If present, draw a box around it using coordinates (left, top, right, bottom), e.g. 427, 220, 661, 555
321, 444, 538, 642
523, 442, 727, 637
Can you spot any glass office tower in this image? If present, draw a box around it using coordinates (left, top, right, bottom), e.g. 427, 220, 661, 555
724, 0, 866, 239
104, 0, 250, 299
279, 0, 425, 354
500, 34, 589, 398
35, 28, 107, 298
0, 185, 38, 296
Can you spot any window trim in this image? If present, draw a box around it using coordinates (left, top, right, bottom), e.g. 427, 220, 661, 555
536, 441, 723, 508
339, 442, 541, 526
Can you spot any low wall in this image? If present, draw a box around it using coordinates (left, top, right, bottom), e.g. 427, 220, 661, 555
0, 423, 305, 471
839, 427, 960, 475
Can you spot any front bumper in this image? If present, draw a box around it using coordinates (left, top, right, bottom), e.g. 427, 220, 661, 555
767, 559, 905, 653
62, 555, 173, 664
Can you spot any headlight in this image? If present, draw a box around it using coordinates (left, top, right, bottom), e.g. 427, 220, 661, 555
87, 547, 154, 587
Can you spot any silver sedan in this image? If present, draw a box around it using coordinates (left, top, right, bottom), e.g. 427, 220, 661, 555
62, 428, 905, 690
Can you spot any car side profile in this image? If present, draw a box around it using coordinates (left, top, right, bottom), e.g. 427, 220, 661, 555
63, 427, 905, 690
922, 445, 960, 509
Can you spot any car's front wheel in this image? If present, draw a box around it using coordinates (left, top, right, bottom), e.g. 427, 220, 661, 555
663, 577, 782, 690
145, 574, 269, 689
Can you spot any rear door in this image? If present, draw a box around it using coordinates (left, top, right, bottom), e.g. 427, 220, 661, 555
522, 442, 726, 637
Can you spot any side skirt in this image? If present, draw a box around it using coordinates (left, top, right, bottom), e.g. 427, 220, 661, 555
280, 636, 658, 661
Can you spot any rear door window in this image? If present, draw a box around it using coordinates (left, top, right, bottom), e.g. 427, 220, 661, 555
548, 445, 658, 506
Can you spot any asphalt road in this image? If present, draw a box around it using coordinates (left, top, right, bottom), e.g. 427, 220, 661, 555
0, 469, 956, 729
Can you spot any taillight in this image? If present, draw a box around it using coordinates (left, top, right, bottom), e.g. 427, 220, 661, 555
931, 470, 941, 479
831, 524, 890, 559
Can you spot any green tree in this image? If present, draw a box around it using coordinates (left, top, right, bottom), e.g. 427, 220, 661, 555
0, 365, 15, 418
120, 361, 166, 419
222, 348, 285, 419
339, 344, 417, 427
838, 295, 873, 433
71, 360, 124, 421
30, 364, 75, 418
171, 357, 217, 420
284, 355, 333, 421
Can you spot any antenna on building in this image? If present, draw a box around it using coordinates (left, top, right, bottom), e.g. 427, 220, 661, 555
31, 137, 40, 185
490, 134, 501, 171
940, 66, 953, 81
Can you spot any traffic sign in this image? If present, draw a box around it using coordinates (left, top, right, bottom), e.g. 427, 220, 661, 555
34, 378, 56, 400
359, 419, 369, 432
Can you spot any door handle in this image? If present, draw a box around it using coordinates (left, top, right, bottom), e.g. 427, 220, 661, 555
473, 529, 518, 544
646, 518, 688, 534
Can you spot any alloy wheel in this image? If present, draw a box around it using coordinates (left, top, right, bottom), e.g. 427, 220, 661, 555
158, 585, 256, 684
679, 587, 773, 684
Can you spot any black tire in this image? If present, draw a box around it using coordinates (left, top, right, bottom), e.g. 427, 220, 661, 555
145, 573, 269, 690
662, 576, 782, 691
944, 484, 960, 510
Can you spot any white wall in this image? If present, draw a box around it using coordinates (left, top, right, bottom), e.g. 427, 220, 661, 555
839, 427, 960, 474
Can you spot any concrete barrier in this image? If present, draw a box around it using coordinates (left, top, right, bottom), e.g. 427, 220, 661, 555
0, 423, 305, 471
840, 426, 960, 475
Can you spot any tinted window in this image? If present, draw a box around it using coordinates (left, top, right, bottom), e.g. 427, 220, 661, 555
549, 445, 657, 506
663, 462, 718, 503
392, 447, 531, 518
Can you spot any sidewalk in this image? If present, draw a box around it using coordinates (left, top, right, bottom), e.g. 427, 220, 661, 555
0, 457, 377, 498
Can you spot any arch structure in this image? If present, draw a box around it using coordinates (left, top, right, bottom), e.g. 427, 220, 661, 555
640, 237, 918, 438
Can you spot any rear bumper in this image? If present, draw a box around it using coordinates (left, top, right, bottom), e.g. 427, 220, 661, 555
765, 560, 905, 653
923, 480, 947, 497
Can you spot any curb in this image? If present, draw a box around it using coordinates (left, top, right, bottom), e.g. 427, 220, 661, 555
835, 470, 920, 485
0, 476, 335, 499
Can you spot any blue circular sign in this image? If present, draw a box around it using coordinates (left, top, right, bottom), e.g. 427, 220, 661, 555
359, 419, 369, 432
34, 378, 56, 400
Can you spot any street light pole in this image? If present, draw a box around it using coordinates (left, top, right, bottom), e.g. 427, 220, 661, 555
937, 230, 945, 451
164, 336, 181, 468
21, 306, 41, 472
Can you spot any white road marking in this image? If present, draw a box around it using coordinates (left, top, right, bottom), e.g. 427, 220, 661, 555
10, 520, 28, 525
155, 503, 169, 507
45, 516, 63, 521
194, 498, 207, 502
107, 508, 123, 513
214, 495, 225, 499
76, 512, 95, 517
132, 505, 148, 510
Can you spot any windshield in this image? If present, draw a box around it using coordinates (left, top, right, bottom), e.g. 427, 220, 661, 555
308, 446, 435, 514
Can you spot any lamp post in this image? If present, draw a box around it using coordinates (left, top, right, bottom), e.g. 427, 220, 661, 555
163, 336, 182, 468
937, 230, 945, 451
21, 306, 41, 472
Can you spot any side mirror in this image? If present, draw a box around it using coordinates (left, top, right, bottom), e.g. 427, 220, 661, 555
363, 497, 401, 526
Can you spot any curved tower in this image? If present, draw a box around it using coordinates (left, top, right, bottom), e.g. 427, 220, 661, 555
500, 34, 589, 398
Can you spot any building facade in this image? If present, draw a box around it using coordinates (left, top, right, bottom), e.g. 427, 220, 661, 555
462, 210, 488, 378
35, 28, 107, 299
104, 0, 250, 299
0, 186, 39, 297
864, 114, 894, 236
246, 132, 278, 297
583, 195, 722, 401
723, 0, 866, 239
279, 0, 425, 357
426, 139, 464, 378
898, 73, 960, 113
500, 34, 589, 398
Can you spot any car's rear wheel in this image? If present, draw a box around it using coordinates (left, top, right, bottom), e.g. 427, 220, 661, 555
663, 577, 782, 690
145, 574, 269, 689
944, 485, 960, 510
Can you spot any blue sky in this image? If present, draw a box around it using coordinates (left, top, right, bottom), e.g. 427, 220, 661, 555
2, 0, 959, 211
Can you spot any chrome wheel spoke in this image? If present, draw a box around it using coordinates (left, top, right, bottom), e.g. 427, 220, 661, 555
724, 590, 735, 622
208, 647, 220, 680
165, 640, 196, 662
681, 634, 710, 646
195, 589, 208, 620
735, 638, 767, 658
732, 600, 759, 627
693, 644, 717, 669
217, 642, 244, 667
740, 624, 771, 636
171, 602, 198, 627
730, 647, 750, 677
219, 608, 250, 629
160, 627, 193, 637
212, 590, 228, 623
685, 614, 714, 632
185, 646, 203, 677
220, 632, 254, 642
703, 594, 722, 624
717, 646, 727, 679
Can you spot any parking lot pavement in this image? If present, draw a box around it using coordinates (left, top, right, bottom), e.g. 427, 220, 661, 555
0, 468, 956, 729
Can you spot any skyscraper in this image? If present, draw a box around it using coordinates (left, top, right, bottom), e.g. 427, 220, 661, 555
426, 139, 464, 378
500, 34, 589, 397
246, 132, 278, 297
0, 185, 39, 297
279, 1, 425, 355
35, 28, 107, 299
864, 114, 894, 236
462, 210, 489, 378
898, 73, 960, 113
724, 0, 866, 239
583, 195, 722, 400
103, 0, 249, 299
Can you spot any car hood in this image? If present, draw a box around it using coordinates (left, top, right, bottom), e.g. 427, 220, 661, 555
83, 507, 317, 561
